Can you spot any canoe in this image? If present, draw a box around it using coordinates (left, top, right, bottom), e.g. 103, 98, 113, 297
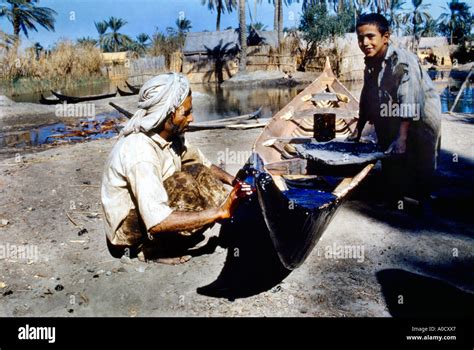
125, 81, 141, 94
233, 58, 379, 270
108, 102, 265, 131
117, 86, 137, 96
51, 90, 117, 103
39, 94, 62, 105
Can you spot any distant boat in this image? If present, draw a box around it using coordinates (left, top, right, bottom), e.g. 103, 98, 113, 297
108, 102, 264, 130
117, 86, 138, 96
125, 81, 141, 94
50, 90, 117, 103
39, 94, 62, 105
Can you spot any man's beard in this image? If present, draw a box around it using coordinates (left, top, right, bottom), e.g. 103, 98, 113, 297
168, 118, 185, 135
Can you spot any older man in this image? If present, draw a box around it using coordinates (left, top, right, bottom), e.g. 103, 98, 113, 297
101, 73, 250, 264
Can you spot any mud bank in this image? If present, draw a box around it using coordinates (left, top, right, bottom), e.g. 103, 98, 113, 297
0, 112, 472, 317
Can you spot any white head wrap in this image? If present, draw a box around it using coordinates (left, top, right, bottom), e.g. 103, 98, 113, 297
121, 73, 190, 136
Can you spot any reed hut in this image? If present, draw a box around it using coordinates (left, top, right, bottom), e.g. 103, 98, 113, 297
182, 30, 239, 83
246, 30, 296, 73
101, 51, 132, 80
417, 37, 452, 67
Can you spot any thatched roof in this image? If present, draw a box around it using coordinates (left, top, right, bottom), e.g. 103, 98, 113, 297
418, 37, 449, 49
248, 30, 279, 48
183, 30, 239, 55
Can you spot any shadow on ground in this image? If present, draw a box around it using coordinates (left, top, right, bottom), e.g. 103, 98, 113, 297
376, 269, 474, 317
349, 149, 474, 235
197, 196, 291, 300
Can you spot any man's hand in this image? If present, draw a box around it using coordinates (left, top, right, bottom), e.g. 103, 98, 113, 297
385, 136, 407, 155
346, 128, 360, 142
219, 181, 253, 220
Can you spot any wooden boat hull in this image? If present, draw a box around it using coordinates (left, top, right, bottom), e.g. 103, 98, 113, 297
51, 90, 117, 103
117, 86, 137, 96
233, 58, 377, 270
125, 81, 141, 94
108, 102, 265, 131
39, 94, 62, 105
256, 172, 340, 269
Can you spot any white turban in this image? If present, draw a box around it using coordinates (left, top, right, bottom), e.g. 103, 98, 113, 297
121, 73, 190, 136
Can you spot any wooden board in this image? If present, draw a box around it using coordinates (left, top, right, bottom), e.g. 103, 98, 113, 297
294, 141, 385, 166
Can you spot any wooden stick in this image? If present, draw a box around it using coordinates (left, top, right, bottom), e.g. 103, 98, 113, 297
109, 102, 133, 118
65, 211, 81, 228
449, 68, 473, 113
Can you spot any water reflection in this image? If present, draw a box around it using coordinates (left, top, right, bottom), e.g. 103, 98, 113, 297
0, 114, 124, 148
6, 75, 473, 115
191, 84, 306, 122
440, 87, 473, 114
6, 80, 115, 104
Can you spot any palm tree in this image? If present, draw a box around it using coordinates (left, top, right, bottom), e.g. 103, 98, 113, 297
275, 0, 282, 47
94, 20, 108, 51
302, 0, 321, 12
136, 33, 150, 46
201, 0, 237, 31
404, 0, 431, 51
77, 36, 98, 46
176, 17, 192, 33
239, 0, 247, 72
327, 0, 355, 13
368, 0, 392, 13
421, 16, 439, 37
0, 0, 57, 40
388, 0, 406, 36
438, 0, 472, 45
103, 16, 132, 52
248, 21, 268, 31
269, 0, 296, 48
352, 0, 372, 16
131, 33, 150, 55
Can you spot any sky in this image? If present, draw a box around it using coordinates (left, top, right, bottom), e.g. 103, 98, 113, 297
0, 0, 451, 50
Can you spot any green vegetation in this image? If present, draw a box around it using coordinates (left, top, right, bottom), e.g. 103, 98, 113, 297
0, 0, 472, 91
439, 0, 472, 45
201, 0, 236, 31
298, 2, 354, 70
0, 0, 57, 39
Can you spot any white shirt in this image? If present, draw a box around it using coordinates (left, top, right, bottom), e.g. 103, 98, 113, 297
101, 132, 211, 243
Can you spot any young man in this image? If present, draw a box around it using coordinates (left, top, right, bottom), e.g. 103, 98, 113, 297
101, 73, 251, 264
349, 13, 441, 208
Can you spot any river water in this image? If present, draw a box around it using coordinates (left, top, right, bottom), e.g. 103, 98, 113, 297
6, 75, 474, 116
1, 77, 472, 150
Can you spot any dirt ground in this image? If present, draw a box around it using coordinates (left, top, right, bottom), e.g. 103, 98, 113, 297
0, 109, 473, 317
